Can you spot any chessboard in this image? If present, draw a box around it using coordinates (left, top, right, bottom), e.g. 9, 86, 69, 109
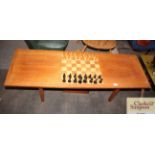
61, 52, 103, 84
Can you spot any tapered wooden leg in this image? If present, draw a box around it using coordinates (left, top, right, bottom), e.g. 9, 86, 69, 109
82, 45, 87, 52
141, 89, 145, 97
39, 88, 44, 104
108, 89, 120, 102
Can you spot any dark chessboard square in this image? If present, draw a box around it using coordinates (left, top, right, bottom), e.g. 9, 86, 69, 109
90, 64, 95, 68
71, 64, 76, 67
77, 67, 81, 71
76, 60, 81, 64
67, 67, 72, 70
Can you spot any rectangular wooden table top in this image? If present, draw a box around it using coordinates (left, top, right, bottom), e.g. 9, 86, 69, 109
4, 49, 150, 89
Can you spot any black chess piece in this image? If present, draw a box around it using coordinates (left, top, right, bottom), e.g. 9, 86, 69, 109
69, 73, 72, 78
98, 75, 102, 79
83, 74, 87, 83
94, 74, 97, 79
94, 79, 97, 84
78, 80, 82, 84
99, 78, 103, 83
73, 74, 77, 83
78, 74, 82, 83
78, 74, 82, 80
88, 74, 92, 79
83, 79, 87, 83
74, 78, 77, 83
89, 78, 93, 83
62, 73, 66, 83
68, 74, 72, 83
98, 75, 102, 80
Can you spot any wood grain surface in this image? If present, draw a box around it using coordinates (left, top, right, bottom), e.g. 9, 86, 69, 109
83, 40, 117, 50
4, 49, 150, 89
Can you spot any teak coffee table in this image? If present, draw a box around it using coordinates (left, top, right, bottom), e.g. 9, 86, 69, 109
4, 49, 150, 103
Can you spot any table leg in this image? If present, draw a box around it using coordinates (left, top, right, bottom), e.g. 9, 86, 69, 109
39, 88, 44, 104
108, 89, 120, 102
141, 89, 145, 97
82, 45, 87, 52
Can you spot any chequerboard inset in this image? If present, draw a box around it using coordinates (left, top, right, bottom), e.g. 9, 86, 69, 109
61, 52, 103, 84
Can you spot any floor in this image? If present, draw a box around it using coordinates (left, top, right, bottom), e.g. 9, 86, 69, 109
0, 40, 154, 114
